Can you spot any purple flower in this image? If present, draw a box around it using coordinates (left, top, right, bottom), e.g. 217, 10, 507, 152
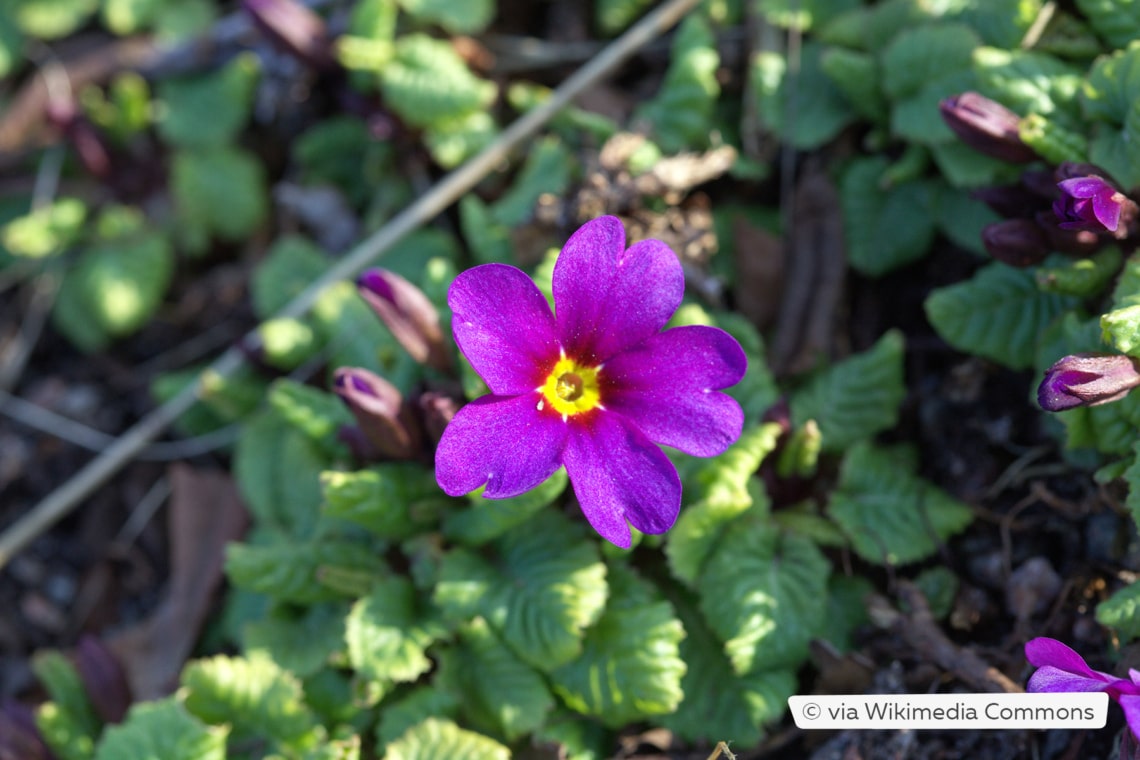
435, 216, 746, 548
1054, 176, 1128, 232
1037, 353, 1140, 411
1026, 637, 1140, 738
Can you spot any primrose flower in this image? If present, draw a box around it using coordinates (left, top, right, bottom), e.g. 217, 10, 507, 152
1037, 353, 1140, 412
435, 216, 746, 548
1026, 637, 1140, 738
1054, 176, 1129, 233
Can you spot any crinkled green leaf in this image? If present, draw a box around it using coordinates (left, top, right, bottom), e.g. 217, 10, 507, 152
257, 317, 322, 370
974, 47, 1083, 128
383, 718, 510, 760
933, 182, 1001, 253
16, 0, 97, 38
818, 0, 930, 51
953, 0, 1043, 48
667, 424, 780, 585
395, 0, 492, 33
532, 710, 612, 760
841, 157, 936, 275
294, 117, 386, 207
298, 736, 362, 760
434, 511, 608, 671
323, 464, 443, 540
930, 136, 1018, 188
661, 590, 795, 745
925, 262, 1080, 370
1097, 579, 1140, 641
424, 111, 499, 169
346, 577, 445, 685
820, 46, 885, 122
635, 15, 721, 152
1075, 0, 1140, 50
267, 379, 351, 453
234, 410, 329, 535
1102, 304, 1140, 355
757, 0, 861, 31
1089, 100, 1140, 192
790, 330, 906, 452
551, 567, 685, 727
226, 538, 386, 604
891, 68, 976, 146
883, 23, 981, 100
33, 651, 100, 760
1018, 113, 1089, 166
751, 42, 855, 150
442, 469, 568, 546
459, 195, 513, 264
252, 235, 329, 318
102, 0, 161, 34
36, 702, 95, 760
244, 603, 346, 678
828, 442, 974, 565
379, 35, 495, 128
439, 617, 554, 740
183, 653, 319, 747
818, 574, 875, 653
94, 698, 227, 760
698, 516, 830, 675
171, 145, 267, 252
1, 197, 85, 258
1037, 247, 1122, 297
157, 53, 259, 147
491, 137, 573, 227
377, 688, 461, 748
311, 281, 419, 388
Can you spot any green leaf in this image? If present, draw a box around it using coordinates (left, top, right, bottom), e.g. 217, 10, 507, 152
790, 330, 906, 452
157, 53, 259, 147
925, 262, 1081, 370
750, 42, 855, 150
424, 111, 499, 169
67, 233, 175, 339
257, 317, 322, 370
379, 35, 496, 128
1075, 0, 1140, 50
382, 718, 510, 760
0, 13, 22, 79
323, 464, 443, 540
929, 137, 1018, 188
1, 197, 85, 258
1036, 248, 1122, 297
252, 236, 329, 318
183, 653, 319, 747
953, 0, 1044, 48
442, 469, 569, 546
301, 737, 363, 760
102, 0, 161, 34
434, 511, 608, 671
346, 577, 445, 685
311, 281, 418, 385
94, 698, 227, 760
661, 590, 795, 746
37, 702, 96, 760
33, 651, 100, 760
757, 0, 861, 31
244, 603, 346, 678
550, 567, 686, 727
171, 145, 267, 253
1018, 113, 1089, 166
818, 574, 875, 653
841, 157, 937, 276
491, 137, 573, 227
1097, 580, 1140, 641
882, 23, 981, 101
1089, 100, 1140, 192
439, 617, 554, 740
635, 15, 721, 152
395, 0, 492, 33
819, 46, 885, 122
891, 69, 976, 146
16, 0, 97, 38
459, 195, 513, 264
226, 538, 387, 604
933, 182, 1001, 254
698, 517, 830, 675
377, 688, 461, 748
912, 566, 959, 620
595, 0, 654, 34
973, 47, 1083, 127
827, 442, 974, 565
267, 379, 351, 452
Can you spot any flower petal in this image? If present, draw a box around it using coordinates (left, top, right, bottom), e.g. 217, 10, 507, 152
553, 216, 684, 363
1120, 695, 1140, 742
602, 325, 746, 456
1025, 637, 1110, 679
562, 410, 681, 548
1093, 191, 1123, 231
1027, 665, 1117, 694
449, 263, 560, 395
435, 394, 567, 498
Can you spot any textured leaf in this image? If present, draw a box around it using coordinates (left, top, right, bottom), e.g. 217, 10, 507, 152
267, 379, 351, 452
323, 465, 443, 540
925, 262, 1080, 370
15, 0, 97, 38
257, 317, 322, 370
882, 23, 981, 100
102, 0, 162, 33
442, 469, 568, 546
635, 15, 721, 152
1097, 580, 1140, 641
377, 688, 460, 748
1084, 44, 1140, 123
757, 0, 861, 30
234, 410, 329, 535
183, 653, 319, 747
1, 197, 85, 258
1088, 101, 1140, 192
157, 53, 259, 147
1018, 113, 1089, 165
1075, 0, 1140, 50
842, 157, 938, 275
751, 42, 855, 150
551, 567, 686, 727
94, 698, 227, 760
698, 517, 830, 674
434, 511, 608, 671
933, 182, 1001, 254
36, 702, 96, 760
252, 235, 329, 318
1036, 248, 1122, 297
459, 195, 513, 265
311, 281, 418, 387
383, 718, 510, 760
395, 0, 492, 33
244, 603, 346, 678
0, 14, 18, 78
379, 35, 495, 129
346, 577, 445, 685
891, 68, 976, 146
791, 330, 906, 452
827, 443, 974, 565
491, 137, 573, 227
171, 145, 267, 252
930, 139, 1017, 188
661, 591, 795, 745
820, 46, 885, 122
953, 0, 1044, 48
424, 111, 499, 169
33, 652, 100, 760
226, 539, 386, 604
439, 618, 554, 740
974, 47, 1083, 127
595, 0, 654, 34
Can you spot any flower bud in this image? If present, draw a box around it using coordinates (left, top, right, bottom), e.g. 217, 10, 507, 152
74, 635, 131, 724
333, 367, 422, 459
1053, 175, 1137, 235
1037, 353, 1140, 411
939, 93, 1038, 164
242, 0, 336, 70
417, 390, 459, 444
45, 95, 111, 178
971, 183, 1044, 219
357, 269, 453, 373
981, 219, 1049, 267
0, 700, 53, 760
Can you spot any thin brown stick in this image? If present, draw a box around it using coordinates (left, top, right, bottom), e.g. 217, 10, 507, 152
0, 0, 704, 569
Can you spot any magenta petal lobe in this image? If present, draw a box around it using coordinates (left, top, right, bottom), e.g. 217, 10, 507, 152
562, 411, 681, 548
553, 216, 684, 363
449, 264, 560, 395
435, 394, 567, 499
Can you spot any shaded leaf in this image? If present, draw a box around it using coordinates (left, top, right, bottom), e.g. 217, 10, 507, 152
382, 718, 509, 760
171, 145, 267, 252
157, 53, 259, 147
376, 688, 460, 748
1097, 579, 1140, 641
244, 603, 346, 678
751, 42, 855, 150
252, 235, 329, 319
442, 469, 569, 546
323, 465, 443, 540
94, 699, 226, 760
636, 15, 721, 151
226, 539, 386, 604
841, 157, 936, 275
395, 0, 492, 33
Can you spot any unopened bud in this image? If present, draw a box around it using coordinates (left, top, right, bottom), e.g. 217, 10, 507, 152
333, 367, 422, 459
357, 269, 453, 373
939, 92, 1038, 164
971, 183, 1044, 219
45, 95, 111, 178
74, 635, 130, 724
981, 219, 1049, 267
417, 390, 459, 444
1037, 353, 1140, 411
0, 700, 53, 760
242, 0, 336, 70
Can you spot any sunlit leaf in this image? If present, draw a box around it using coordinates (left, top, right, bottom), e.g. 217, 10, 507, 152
94, 699, 227, 760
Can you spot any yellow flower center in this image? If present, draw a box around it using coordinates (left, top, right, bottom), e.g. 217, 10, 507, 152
540, 354, 602, 419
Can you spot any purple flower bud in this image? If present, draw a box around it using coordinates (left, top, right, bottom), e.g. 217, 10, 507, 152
1034, 210, 1103, 256
939, 92, 1038, 164
981, 219, 1049, 267
333, 367, 422, 459
971, 183, 1045, 219
1053, 175, 1133, 233
417, 390, 459, 444
74, 635, 131, 724
242, 0, 336, 70
45, 95, 111, 178
357, 269, 453, 374
1037, 353, 1140, 411
0, 699, 55, 760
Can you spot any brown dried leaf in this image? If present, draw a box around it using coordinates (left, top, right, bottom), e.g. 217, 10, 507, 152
731, 213, 784, 330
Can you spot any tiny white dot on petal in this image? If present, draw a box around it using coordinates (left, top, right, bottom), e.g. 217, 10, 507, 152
562, 414, 568, 423
537, 399, 545, 411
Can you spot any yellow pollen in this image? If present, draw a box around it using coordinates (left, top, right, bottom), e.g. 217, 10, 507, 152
541, 356, 601, 417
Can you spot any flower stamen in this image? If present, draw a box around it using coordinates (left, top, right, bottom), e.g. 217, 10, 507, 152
541, 356, 601, 418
